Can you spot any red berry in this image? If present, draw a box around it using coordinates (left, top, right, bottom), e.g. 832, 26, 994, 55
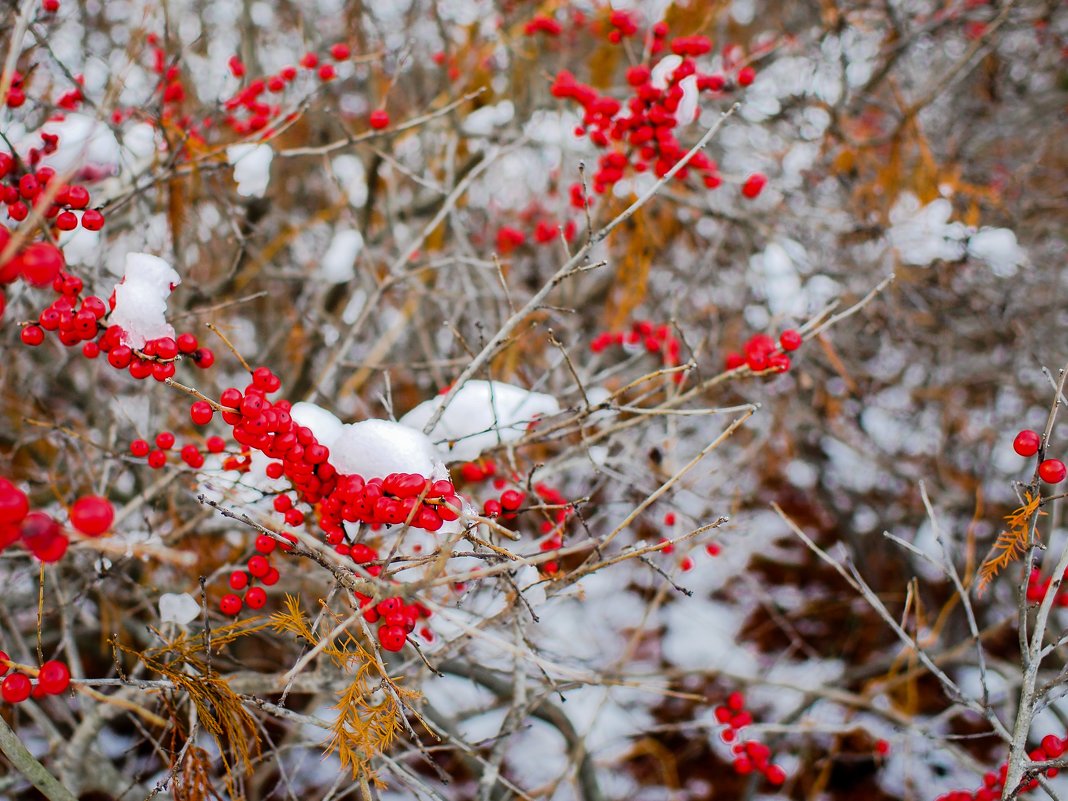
147, 450, 167, 469
190, 401, 214, 425
318, 64, 336, 81
17, 243, 64, 286
1042, 734, 1065, 758
81, 209, 105, 230
36, 660, 70, 695
130, 439, 150, 457
330, 43, 351, 60
377, 624, 406, 652
247, 554, 269, 577
229, 571, 248, 591
779, 329, 802, 351
0, 481, 29, 525
245, 586, 267, 609
205, 436, 226, 453
764, 764, 786, 785
499, 490, 525, 511
737, 66, 756, 86
1039, 459, 1066, 484
156, 431, 175, 450
69, 495, 113, 536
193, 348, 215, 368
20, 512, 68, 562
176, 332, 198, 353
369, 109, 390, 130
180, 444, 204, 468
1, 672, 31, 704
741, 173, 767, 199
219, 594, 242, 616
1013, 430, 1041, 458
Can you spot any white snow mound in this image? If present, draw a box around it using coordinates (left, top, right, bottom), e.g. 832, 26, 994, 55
227, 143, 273, 198
321, 230, 363, 283
331, 419, 441, 479
290, 402, 345, 449
109, 252, 180, 349
399, 380, 561, 462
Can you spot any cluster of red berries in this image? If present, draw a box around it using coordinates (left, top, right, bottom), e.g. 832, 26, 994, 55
220, 533, 291, 616
124, 355, 465, 623
590, 319, 684, 369
459, 461, 574, 575
548, 19, 758, 198
1025, 568, 1068, 605
130, 431, 227, 470
318, 473, 461, 542
355, 593, 432, 652
724, 329, 802, 373
713, 691, 787, 785
936, 733, 1067, 800
658, 512, 709, 571
0, 234, 68, 322
495, 219, 577, 254
0, 154, 104, 227
222, 44, 354, 136
0, 653, 71, 704
522, 9, 641, 47
0, 478, 113, 562
16, 252, 216, 375
1012, 429, 1066, 484
523, 14, 563, 37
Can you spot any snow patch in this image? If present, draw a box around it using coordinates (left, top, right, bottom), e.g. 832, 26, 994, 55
887, 193, 967, 266
227, 143, 273, 198
968, 227, 1025, 277
108, 252, 180, 349
330, 419, 442, 479
399, 380, 561, 462
290, 402, 345, 449
320, 230, 363, 283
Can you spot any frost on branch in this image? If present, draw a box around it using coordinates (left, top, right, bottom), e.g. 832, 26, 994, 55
399, 380, 561, 462
108, 252, 180, 349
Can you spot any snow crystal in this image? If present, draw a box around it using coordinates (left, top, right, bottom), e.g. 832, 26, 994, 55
290, 402, 345, 449
887, 193, 967, 266
159, 592, 201, 625
320, 230, 363, 283
108, 252, 181, 349
399, 380, 561, 462
227, 143, 273, 198
968, 227, 1025, 277
330, 419, 441, 479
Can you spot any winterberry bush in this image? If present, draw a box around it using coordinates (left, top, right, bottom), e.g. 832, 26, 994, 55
0, 1, 1065, 800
